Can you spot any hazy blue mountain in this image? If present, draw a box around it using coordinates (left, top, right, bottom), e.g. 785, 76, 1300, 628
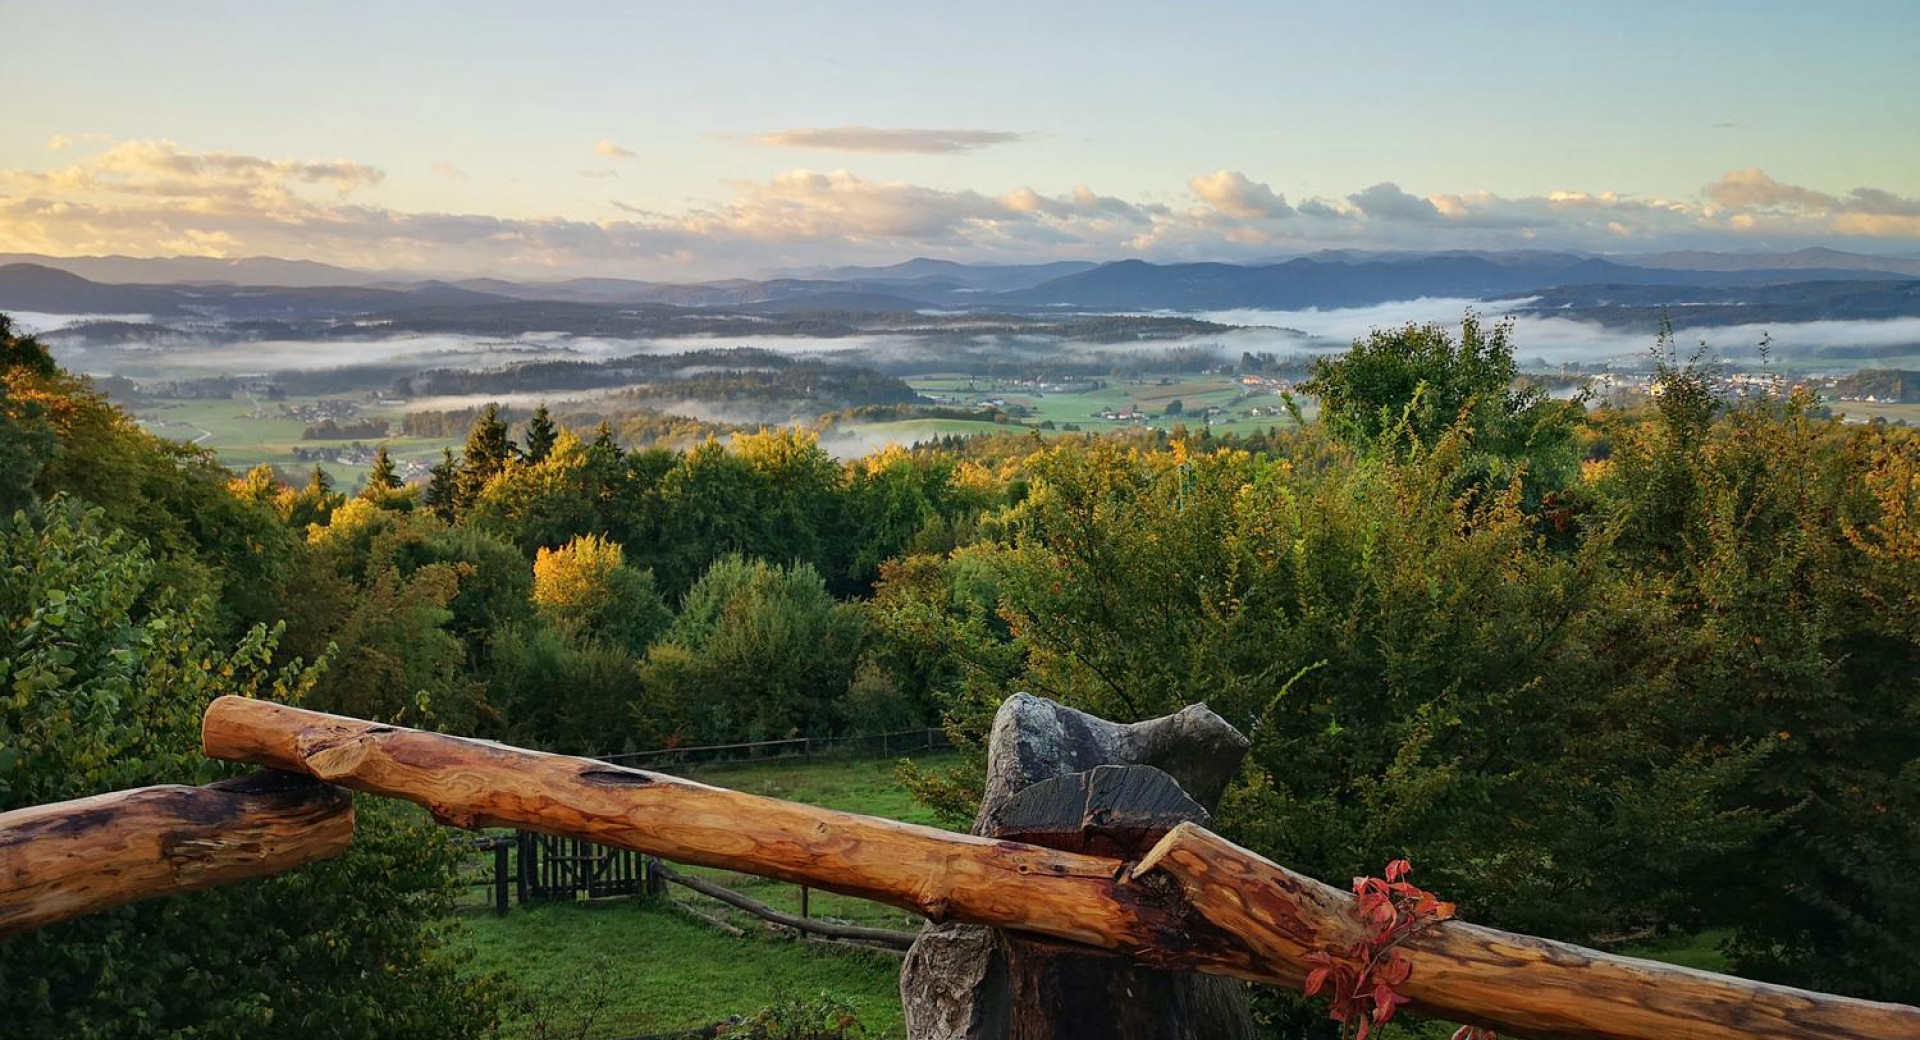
1505, 279, 1920, 327
783, 258, 1101, 291
0, 263, 508, 321
996, 255, 1917, 311
0, 253, 408, 287
1629, 247, 1920, 277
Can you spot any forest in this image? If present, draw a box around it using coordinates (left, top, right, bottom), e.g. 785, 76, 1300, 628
2, 308, 1916, 1038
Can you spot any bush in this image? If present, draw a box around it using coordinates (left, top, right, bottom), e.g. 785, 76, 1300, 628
0, 501, 503, 1039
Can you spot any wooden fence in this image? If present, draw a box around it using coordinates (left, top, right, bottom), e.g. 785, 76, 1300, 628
460, 831, 916, 951
591, 726, 952, 769
4, 695, 1917, 1040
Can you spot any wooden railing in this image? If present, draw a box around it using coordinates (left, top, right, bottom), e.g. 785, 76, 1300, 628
2, 695, 1916, 1040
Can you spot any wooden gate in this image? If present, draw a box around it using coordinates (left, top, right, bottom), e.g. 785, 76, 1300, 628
515, 832, 647, 902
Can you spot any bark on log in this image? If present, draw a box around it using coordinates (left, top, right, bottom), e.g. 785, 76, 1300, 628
904, 691, 1255, 1040
0, 771, 353, 936
199, 696, 1920, 1040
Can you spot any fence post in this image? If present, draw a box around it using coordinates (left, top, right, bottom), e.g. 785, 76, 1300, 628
800, 885, 810, 920
493, 839, 509, 916
514, 830, 530, 906
882, 732, 890, 756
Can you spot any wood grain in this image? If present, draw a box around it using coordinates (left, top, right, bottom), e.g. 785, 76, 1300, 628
0, 771, 353, 936
201, 696, 1920, 1040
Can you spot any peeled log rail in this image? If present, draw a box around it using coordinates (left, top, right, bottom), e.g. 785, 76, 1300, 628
0, 771, 353, 936
201, 696, 1920, 1040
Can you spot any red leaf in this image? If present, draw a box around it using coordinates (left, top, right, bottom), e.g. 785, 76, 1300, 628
1378, 953, 1413, 986
1304, 968, 1331, 996
1385, 858, 1412, 883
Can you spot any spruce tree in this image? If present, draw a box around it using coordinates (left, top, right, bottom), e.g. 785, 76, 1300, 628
368, 444, 401, 491
591, 419, 622, 457
425, 447, 459, 523
524, 404, 558, 464
454, 403, 513, 512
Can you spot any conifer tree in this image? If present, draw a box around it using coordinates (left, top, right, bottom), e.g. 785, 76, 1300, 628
368, 444, 402, 491
425, 447, 459, 523
454, 403, 513, 512
591, 419, 622, 456
524, 404, 558, 464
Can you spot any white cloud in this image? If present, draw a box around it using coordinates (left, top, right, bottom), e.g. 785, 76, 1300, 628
431, 162, 467, 180
1189, 170, 1292, 219
6, 139, 1920, 276
749, 127, 1027, 154
594, 139, 637, 160
45, 134, 73, 151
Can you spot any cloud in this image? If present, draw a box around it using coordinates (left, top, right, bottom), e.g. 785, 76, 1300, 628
6, 140, 1920, 277
431, 162, 467, 180
1189, 170, 1292, 219
594, 139, 636, 160
749, 127, 1027, 154
1701, 169, 1920, 237
46, 134, 73, 151
1348, 182, 1444, 223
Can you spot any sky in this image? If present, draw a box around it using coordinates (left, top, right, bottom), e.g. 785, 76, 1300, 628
3, 0, 1919, 279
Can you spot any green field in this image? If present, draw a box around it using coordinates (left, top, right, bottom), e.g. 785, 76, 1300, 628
909, 373, 1311, 438
452, 754, 957, 1039
131, 395, 460, 485
1831, 399, 1920, 425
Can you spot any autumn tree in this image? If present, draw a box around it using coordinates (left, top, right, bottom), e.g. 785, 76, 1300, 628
532, 533, 672, 654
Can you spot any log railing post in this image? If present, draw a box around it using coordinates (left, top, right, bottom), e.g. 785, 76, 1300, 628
901, 694, 1255, 1040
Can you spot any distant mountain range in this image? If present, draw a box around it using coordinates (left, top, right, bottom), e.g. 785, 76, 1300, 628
4, 248, 1918, 331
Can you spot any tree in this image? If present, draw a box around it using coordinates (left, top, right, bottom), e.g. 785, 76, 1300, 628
278, 464, 345, 531
424, 447, 459, 523
468, 431, 607, 554
524, 404, 559, 464
1301, 313, 1583, 495
532, 534, 673, 654
1163, 398, 1184, 416
368, 443, 402, 491
0, 500, 502, 1038
454, 403, 514, 514
643, 555, 868, 742
592, 419, 622, 456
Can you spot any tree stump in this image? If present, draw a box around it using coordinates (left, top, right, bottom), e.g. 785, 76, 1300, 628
900, 693, 1255, 1040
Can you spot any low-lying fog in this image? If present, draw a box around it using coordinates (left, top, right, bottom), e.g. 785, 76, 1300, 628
26, 299, 1920, 387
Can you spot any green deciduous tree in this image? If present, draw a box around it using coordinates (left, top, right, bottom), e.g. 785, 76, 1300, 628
0, 500, 501, 1039
643, 555, 868, 742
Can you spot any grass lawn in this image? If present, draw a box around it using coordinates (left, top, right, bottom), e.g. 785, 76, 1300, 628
455, 900, 907, 1038
449, 753, 958, 1038
1624, 928, 1734, 973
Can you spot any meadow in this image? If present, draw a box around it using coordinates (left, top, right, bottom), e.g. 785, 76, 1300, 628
451, 753, 957, 1039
